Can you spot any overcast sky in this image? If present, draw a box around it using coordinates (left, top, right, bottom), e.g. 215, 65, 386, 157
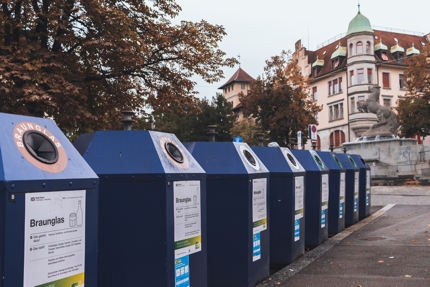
174, 0, 430, 99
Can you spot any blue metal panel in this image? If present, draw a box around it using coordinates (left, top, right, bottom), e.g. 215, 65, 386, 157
76, 130, 207, 287
350, 154, 371, 219
336, 154, 360, 226
291, 150, 329, 248
252, 147, 305, 267
185, 142, 270, 287
317, 152, 346, 235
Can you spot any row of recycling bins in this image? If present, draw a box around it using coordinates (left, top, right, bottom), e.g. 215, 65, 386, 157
0, 113, 371, 287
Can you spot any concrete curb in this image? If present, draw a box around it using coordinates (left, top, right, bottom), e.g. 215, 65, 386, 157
256, 204, 396, 287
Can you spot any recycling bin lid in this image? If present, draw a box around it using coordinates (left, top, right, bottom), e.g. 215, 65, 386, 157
349, 154, 370, 169
252, 146, 305, 175
291, 150, 329, 172
74, 130, 205, 175
184, 142, 269, 175
335, 153, 359, 171
0, 113, 97, 186
317, 151, 345, 172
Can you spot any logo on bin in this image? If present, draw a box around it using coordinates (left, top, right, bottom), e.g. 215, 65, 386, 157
13, 122, 67, 173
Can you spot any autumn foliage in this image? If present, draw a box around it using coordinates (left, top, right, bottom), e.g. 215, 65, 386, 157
239, 51, 322, 146
0, 0, 236, 138
395, 42, 430, 138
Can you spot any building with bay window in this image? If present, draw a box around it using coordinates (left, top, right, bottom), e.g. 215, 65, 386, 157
292, 6, 429, 150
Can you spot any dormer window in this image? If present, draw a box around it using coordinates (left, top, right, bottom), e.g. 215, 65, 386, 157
375, 39, 388, 61
391, 42, 405, 63
312, 57, 324, 77
331, 58, 339, 69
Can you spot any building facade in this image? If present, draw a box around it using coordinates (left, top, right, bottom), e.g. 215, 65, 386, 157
293, 8, 429, 150
218, 67, 254, 120
221, 8, 429, 149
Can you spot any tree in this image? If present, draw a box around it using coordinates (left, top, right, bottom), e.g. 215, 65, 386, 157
153, 93, 237, 142
0, 0, 237, 139
395, 42, 430, 138
239, 50, 322, 146
230, 119, 264, 146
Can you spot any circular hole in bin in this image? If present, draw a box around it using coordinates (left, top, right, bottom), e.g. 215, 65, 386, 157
313, 154, 325, 169
165, 142, 184, 163
23, 130, 59, 164
243, 150, 256, 166
348, 155, 357, 167
286, 153, 298, 167
332, 154, 343, 168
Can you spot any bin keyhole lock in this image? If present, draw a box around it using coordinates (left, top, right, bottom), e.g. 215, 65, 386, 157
23, 130, 59, 164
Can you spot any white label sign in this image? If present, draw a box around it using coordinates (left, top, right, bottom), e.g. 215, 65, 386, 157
294, 176, 304, 220
24, 190, 86, 287
174, 181, 202, 259
321, 174, 329, 210
252, 178, 267, 234
340, 172, 346, 204
354, 171, 359, 212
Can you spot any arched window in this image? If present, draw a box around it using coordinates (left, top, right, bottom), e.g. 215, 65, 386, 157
349, 43, 354, 56
329, 130, 346, 148
356, 42, 363, 54
366, 41, 371, 54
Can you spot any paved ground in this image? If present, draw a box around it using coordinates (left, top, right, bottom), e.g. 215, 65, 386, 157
257, 186, 430, 287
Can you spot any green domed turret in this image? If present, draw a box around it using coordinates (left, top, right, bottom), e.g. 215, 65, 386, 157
346, 5, 373, 35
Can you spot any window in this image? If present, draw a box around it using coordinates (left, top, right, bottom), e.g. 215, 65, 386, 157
399, 74, 405, 89
349, 43, 354, 56
367, 68, 373, 84
366, 42, 371, 54
241, 83, 245, 89
357, 42, 363, 54
317, 135, 321, 151
396, 53, 405, 63
350, 70, 354, 86
328, 77, 343, 95
381, 51, 388, 61
330, 130, 346, 148
350, 97, 356, 113
329, 102, 344, 121
357, 69, 364, 84
382, 98, 391, 107
382, 72, 390, 88
331, 58, 339, 69
312, 86, 318, 101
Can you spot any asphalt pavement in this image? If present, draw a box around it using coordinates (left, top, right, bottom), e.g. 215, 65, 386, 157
257, 186, 430, 287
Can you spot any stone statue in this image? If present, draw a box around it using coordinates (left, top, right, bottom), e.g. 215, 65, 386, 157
357, 86, 397, 137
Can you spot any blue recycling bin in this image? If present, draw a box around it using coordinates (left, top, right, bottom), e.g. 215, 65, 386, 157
252, 146, 305, 267
336, 154, 359, 226
185, 142, 270, 287
0, 112, 98, 287
74, 131, 207, 287
291, 150, 329, 248
350, 154, 371, 219
317, 152, 346, 235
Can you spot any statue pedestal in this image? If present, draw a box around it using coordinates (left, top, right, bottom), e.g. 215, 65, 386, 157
342, 138, 428, 185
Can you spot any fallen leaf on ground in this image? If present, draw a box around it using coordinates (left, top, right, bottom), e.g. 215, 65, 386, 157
405, 275, 412, 278
412, 239, 418, 242
378, 260, 384, 263
275, 282, 281, 285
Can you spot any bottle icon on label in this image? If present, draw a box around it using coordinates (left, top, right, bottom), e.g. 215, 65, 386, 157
77, 200, 83, 226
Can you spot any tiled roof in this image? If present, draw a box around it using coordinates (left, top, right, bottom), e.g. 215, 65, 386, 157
309, 30, 427, 79
218, 67, 254, 89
